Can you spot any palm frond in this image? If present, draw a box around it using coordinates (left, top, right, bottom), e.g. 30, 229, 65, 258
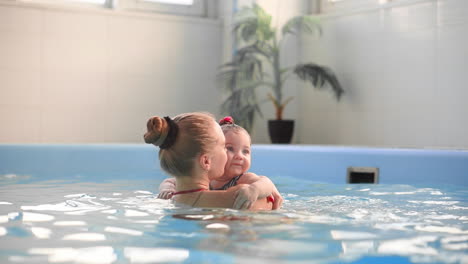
294, 63, 344, 100
220, 83, 263, 133
282, 15, 322, 37
233, 4, 274, 44
240, 49, 265, 80
233, 44, 262, 62
233, 6, 257, 42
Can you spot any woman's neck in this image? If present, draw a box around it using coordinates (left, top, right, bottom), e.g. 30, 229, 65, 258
176, 175, 210, 191
210, 179, 228, 189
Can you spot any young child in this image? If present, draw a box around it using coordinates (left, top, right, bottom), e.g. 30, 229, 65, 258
158, 116, 283, 210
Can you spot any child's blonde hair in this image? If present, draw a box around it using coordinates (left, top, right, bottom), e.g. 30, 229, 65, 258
218, 116, 251, 144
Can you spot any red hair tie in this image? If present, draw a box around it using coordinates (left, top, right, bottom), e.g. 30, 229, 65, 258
219, 116, 234, 125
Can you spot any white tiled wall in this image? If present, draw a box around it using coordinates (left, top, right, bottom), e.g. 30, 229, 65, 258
0, 3, 222, 143
1, 0, 466, 148
299, 0, 468, 149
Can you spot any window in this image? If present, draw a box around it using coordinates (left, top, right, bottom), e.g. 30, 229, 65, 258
119, 0, 207, 17
319, 0, 414, 14
65, 0, 107, 4
17, 0, 110, 7
142, 0, 193, 5
13, 0, 214, 18
320, 0, 379, 13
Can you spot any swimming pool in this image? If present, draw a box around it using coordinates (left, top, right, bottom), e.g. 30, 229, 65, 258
0, 144, 467, 263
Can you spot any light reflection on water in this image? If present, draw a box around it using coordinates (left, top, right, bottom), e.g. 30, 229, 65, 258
0, 177, 467, 264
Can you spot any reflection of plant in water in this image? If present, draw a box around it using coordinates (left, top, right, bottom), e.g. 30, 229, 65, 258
218, 4, 344, 132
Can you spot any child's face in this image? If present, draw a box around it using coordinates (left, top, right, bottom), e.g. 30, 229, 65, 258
223, 130, 251, 178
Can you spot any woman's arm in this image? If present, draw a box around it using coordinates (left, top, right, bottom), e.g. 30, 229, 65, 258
238, 173, 275, 199
193, 184, 273, 211
235, 173, 284, 210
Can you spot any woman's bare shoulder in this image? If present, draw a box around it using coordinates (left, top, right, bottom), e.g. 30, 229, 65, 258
195, 189, 236, 208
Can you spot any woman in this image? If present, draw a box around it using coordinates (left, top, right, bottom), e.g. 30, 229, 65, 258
144, 112, 273, 210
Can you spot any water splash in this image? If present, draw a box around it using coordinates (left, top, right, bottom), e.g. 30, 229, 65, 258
0, 180, 466, 263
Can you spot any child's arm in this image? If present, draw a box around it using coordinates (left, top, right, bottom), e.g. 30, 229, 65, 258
188, 184, 273, 211
234, 173, 283, 210
158, 178, 176, 199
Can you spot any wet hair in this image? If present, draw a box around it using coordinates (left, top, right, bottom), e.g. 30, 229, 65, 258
218, 116, 250, 144
144, 112, 218, 177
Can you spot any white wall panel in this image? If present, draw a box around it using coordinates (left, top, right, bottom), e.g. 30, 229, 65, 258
0, 2, 222, 143
0, 70, 41, 105
42, 71, 107, 105
0, 5, 42, 34
0, 32, 41, 71
299, 0, 468, 148
0, 106, 42, 142
41, 105, 108, 142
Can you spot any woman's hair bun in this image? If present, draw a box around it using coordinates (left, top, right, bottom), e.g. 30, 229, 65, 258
144, 116, 169, 146
219, 116, 235, 126
144, 116, 178, 149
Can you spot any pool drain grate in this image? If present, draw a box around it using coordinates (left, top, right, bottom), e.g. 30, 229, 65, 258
347, 167, 379, 184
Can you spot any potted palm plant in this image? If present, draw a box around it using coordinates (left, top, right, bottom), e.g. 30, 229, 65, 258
218, 4, 344, 143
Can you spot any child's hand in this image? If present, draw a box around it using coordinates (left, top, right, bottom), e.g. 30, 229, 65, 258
271, 188, 284, 210
158, 178, 176, 199
233, 185, 259, 210
157, 190, 174, 199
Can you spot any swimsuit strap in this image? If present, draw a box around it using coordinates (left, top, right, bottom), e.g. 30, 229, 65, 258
210, 173, 244, 191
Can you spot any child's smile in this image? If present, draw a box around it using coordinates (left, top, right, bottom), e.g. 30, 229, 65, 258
224, 130, 252, 177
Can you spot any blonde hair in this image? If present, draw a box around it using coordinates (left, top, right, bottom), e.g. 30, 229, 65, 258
219, 116, 250, 144
144, 112, 218, 177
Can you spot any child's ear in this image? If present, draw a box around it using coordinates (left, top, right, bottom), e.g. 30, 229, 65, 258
198, 153, 211, 171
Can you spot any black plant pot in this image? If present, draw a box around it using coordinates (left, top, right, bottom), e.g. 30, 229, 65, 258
268, 120, 294, 144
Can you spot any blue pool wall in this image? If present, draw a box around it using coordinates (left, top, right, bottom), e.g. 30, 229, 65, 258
0, 144, 467, 186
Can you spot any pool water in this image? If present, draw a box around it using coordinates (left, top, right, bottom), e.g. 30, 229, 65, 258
0, 174, 467, 264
